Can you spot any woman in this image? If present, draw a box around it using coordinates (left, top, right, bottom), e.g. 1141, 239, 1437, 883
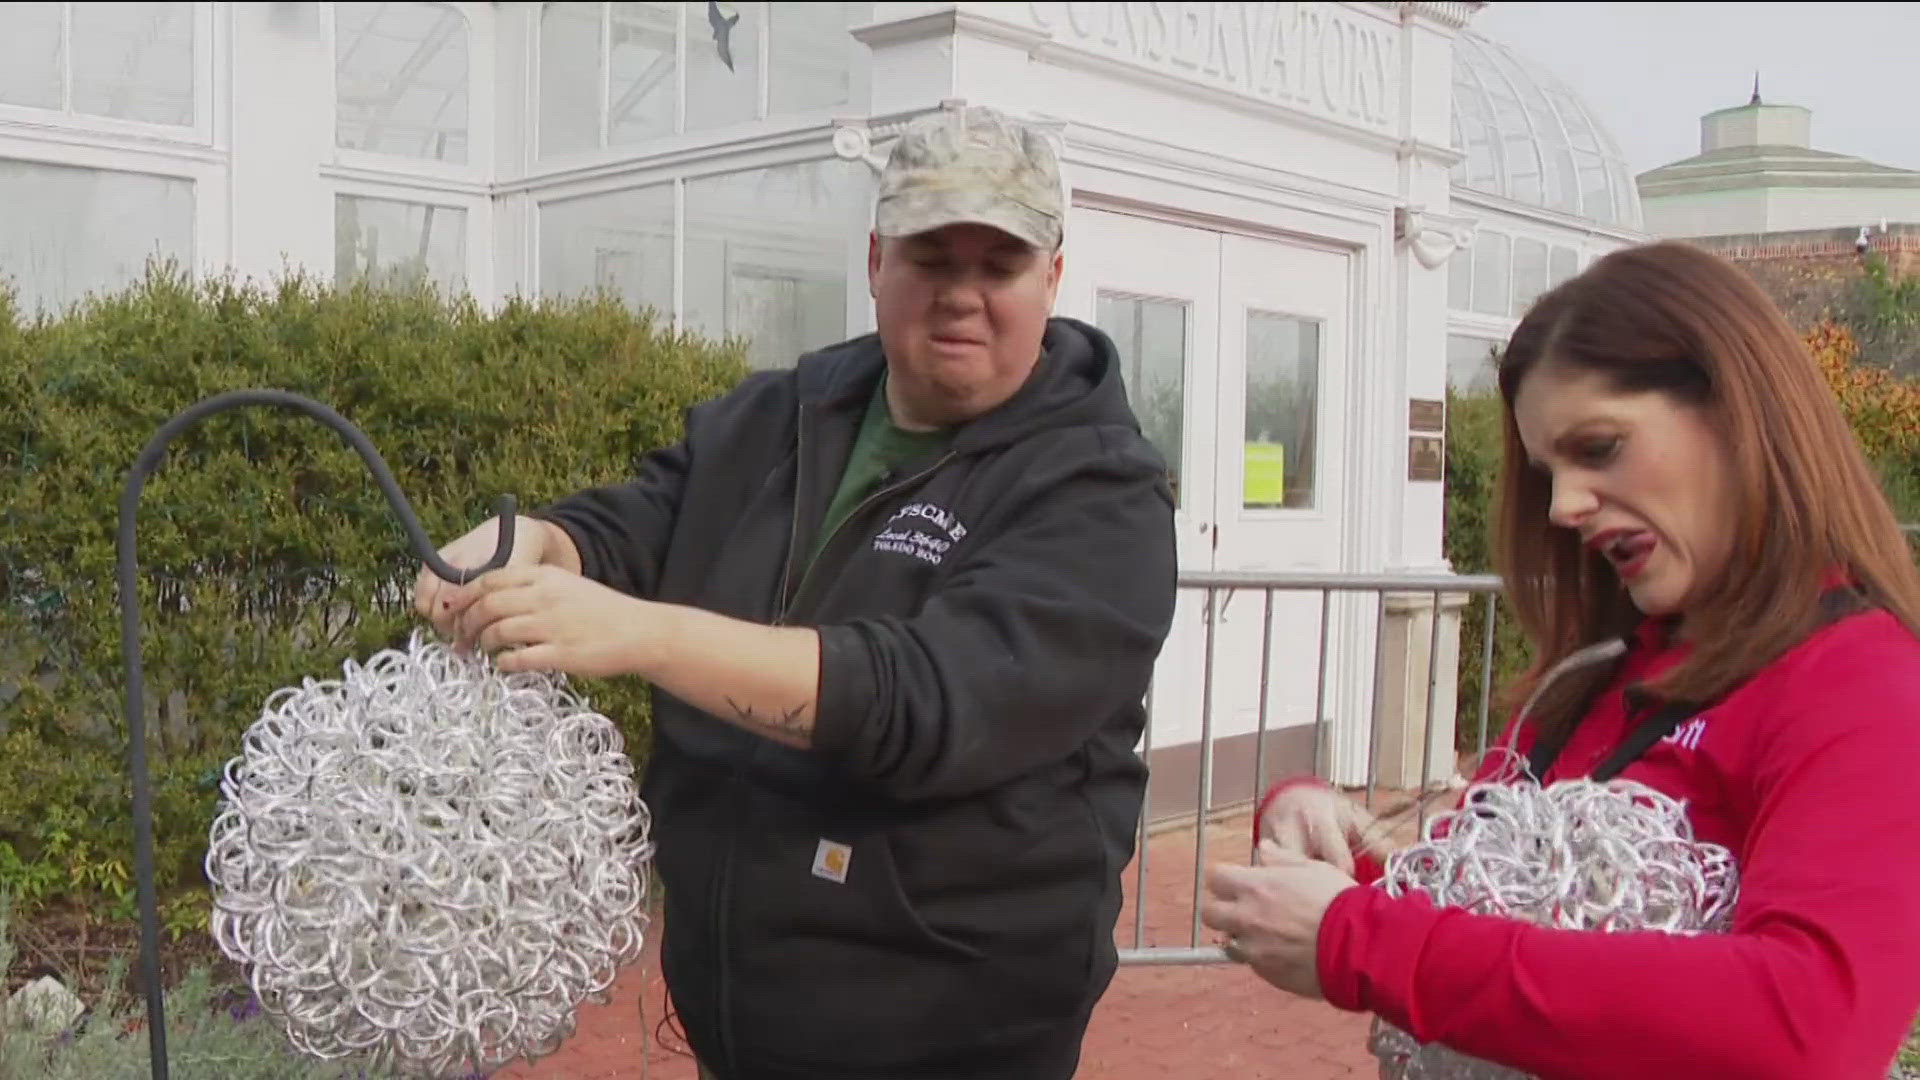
1201, 241, 1920, 1079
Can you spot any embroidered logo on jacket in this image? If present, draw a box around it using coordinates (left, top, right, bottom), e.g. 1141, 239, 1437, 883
872, 502, 968, 566
1661, 715, 1710, 752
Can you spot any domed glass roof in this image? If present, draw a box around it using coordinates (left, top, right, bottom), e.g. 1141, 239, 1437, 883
1451, 32, 1642, 231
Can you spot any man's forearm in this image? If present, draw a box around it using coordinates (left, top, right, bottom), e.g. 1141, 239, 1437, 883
534, 516, 584, 575
631, 602, 822, 748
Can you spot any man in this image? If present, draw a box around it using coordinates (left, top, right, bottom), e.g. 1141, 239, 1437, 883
415, 104, 1178, 1079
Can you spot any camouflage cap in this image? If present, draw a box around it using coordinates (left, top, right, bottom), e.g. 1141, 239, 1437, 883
874, 104, 1064, 251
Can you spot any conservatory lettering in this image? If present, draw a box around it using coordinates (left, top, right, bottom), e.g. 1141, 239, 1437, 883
1027, 2, 1397, 131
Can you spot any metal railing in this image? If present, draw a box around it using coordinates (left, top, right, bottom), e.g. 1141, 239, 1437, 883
1117, 569, 1505, 967
1120, 531, 1920, 966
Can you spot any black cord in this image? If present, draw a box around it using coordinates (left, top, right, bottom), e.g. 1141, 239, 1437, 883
116, 388, 518, 1080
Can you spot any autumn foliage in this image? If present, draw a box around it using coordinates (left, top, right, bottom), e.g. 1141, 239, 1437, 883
1805, 318, 1920, 465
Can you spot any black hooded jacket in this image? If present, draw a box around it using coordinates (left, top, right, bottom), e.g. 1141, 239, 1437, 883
538, 317, 1179, 1079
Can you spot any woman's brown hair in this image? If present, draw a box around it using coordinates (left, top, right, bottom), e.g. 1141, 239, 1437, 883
1493, 240, 1920, 742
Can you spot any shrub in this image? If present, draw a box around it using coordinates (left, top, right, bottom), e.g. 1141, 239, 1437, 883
1443, 391, 1532, 754
0, 261, 747, 953
1842, 253, 1920, 378
1806, 318, 1920, 522
0, 891, 414, 1078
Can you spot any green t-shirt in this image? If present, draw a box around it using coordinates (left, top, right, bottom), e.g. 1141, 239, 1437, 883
803, 377, 953, 573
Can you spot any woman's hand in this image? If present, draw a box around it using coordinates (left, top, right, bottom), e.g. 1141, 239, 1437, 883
1201, 840, 1358, 1000
1259, 780, 1394, 876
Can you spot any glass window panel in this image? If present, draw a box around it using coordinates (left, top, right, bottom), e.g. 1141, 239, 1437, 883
1450, 55, 1501, 191
540, 2, 604, 157
1448, 244, 1472, 311
538, 183, 674, 322
1467, 43, 1544, 207
1607, 158, 1639, 227
334, 194, 467, 294
70, 2, 195, 126
335, 2, 469, 164
1573, 149, 1613, 226
1536, 88, 1593, 215
1513, 79, 1573, 214
683, 159, 868, 370
1458, 113, 1500, 192
1544, 83, 1601, 154
1547, 145, 1580, 215
1487, 86, 1541, 207
0, 158, 194, 318
1471, 229, 1510, 318
684, 0, 759, 132
1096, 292, 1187, 507
769, 2, 863, 115
1244, 312, 1320, 511
1447, 334, 1500, 397
608, 2, 677, 146
1511, 237, 1549, 315
0, 3, 63, 110
1549, 245, 1579, 288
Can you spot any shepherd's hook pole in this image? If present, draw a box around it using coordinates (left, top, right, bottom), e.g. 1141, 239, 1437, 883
117, 388, 519, 1080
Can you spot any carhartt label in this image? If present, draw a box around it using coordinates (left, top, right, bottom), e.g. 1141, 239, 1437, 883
812, 839, 852, 883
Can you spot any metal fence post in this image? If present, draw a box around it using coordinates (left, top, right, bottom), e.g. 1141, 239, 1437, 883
1122, 569, 1503, 967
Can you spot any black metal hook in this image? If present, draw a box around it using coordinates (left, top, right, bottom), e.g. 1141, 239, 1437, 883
116, 388, 517, 1079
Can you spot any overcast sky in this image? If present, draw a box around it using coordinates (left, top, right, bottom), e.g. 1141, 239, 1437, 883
1468, 2, 1920, 179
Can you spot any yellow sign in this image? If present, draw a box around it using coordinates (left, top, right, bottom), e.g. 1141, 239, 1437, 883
1244, 442, 1286, 506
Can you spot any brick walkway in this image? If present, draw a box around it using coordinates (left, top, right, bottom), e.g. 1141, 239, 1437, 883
496, 804, 1419, 1080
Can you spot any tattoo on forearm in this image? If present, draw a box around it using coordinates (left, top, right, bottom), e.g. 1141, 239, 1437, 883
725, 697, 813, 736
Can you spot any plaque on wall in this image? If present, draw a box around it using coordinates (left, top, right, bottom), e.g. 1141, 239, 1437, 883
1408, 435, 1444, 482
1409, 398, 1445, 433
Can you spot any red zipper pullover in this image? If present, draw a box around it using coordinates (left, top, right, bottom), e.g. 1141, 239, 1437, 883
1259, 607, 1920, 1079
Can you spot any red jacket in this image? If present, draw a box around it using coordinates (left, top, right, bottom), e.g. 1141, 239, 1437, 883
1257, 606, 1920, 1079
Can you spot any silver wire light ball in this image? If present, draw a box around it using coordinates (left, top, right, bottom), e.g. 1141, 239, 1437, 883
204, 631, 656, 1079
1367, 773, 1739, 1080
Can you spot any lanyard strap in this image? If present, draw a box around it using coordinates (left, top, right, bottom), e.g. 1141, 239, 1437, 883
1525, 586, 1867, 783
1524, 687, 1699, 783
1587, 697, 1702, 782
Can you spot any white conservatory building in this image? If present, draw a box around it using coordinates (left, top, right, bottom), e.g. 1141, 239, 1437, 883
0, 2, 1645, 815
1442, 29, 1646, 396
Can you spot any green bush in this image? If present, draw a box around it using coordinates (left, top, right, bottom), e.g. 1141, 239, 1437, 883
0, 261, 747, 941
1846, 253, 1920, 378
1443, 392, 1532, 755
1, 892, 404, 1079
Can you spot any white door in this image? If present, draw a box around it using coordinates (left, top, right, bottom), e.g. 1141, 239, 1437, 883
1061, 208, 1219, 775
1208, 233, 1354, 783
1062, 209, 1356, 813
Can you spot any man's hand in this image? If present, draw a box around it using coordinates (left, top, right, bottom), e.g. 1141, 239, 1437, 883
1200, 841, 1358, 1001
447, 564, 667, 678
414, 515, 582, 639
438, 565, 821, 746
